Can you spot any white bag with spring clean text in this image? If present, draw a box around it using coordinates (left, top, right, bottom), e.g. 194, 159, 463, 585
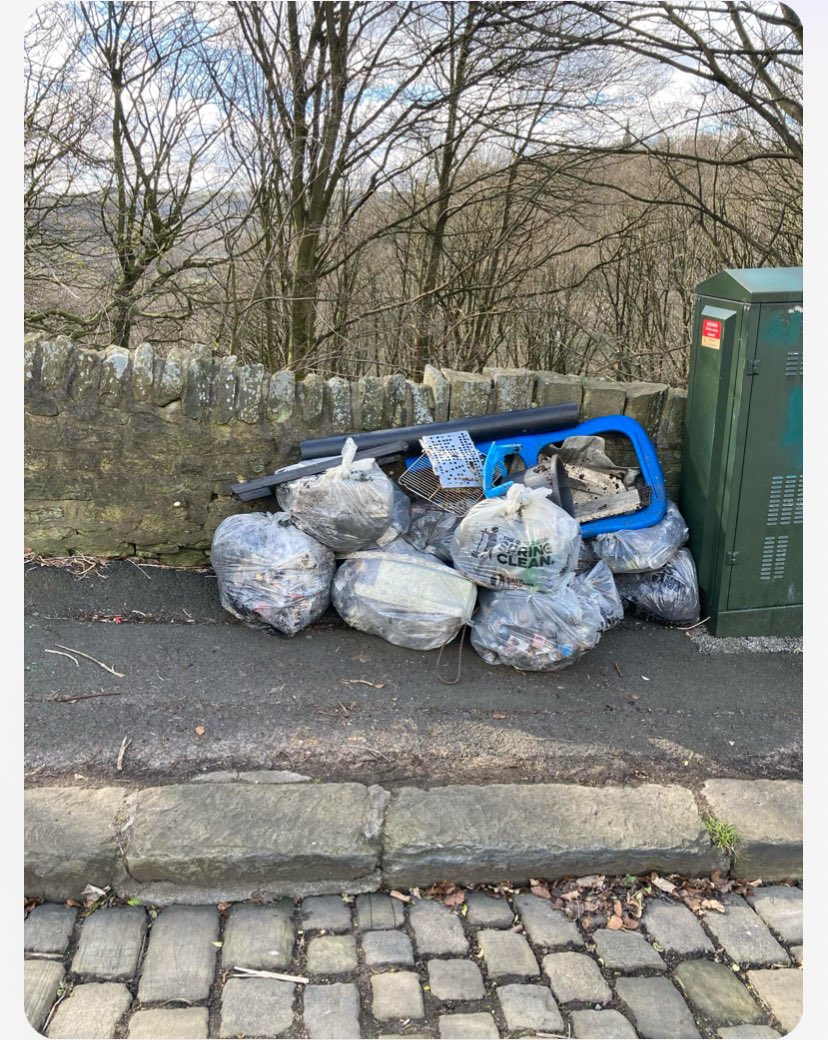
450, 484, 581, 591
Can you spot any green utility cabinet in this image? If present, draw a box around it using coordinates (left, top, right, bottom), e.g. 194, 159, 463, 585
680, 267, 802, 636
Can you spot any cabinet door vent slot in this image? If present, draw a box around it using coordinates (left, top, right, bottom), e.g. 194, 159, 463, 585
766, 474, 802, 527
785, 351, 803, 377
759, 536, 789, 581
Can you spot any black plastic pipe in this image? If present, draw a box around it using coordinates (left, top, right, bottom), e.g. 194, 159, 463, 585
299, 403, 580, 460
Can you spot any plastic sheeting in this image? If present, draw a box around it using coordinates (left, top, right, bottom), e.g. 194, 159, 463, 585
449, 484, 581, 591
332, 543, 477, 650
277, 438, 396, 553
591, 501, 689, 573
614, 548, 701, 626
211, 511, 335, 636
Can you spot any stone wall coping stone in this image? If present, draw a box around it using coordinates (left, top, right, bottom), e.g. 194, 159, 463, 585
24, 337, 687, 559
23, 779, 803, 905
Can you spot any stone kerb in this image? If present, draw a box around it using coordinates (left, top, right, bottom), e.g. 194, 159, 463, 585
24, 336, 687, 561
25, 780, 801, 904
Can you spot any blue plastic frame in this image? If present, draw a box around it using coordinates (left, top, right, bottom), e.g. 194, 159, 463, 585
472, 415, 667, 537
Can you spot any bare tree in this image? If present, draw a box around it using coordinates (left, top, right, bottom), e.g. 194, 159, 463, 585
24, 4, 104, 327
26, 2, 236, 348
24, 1, 802, 385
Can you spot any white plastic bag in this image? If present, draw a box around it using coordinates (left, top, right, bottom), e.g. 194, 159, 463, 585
276, 438, 396, 553
332, 543, 477, 650
470, 582, 605, 671
591, 502, 689, 573
614, 548, 701, 626
211, 512, 335, 636
450, 484, 581, 591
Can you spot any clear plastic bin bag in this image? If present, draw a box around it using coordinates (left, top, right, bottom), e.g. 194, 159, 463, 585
613, 548, 701, 626
277, 438, 397, 553
449, 484, 581, 592
591, 501, 689, 573
374, 482, 412, 547
571, 560, 624, 630
332, 543, 477, 651
210, 511, 335, 636
470, 582, 605, 671
404, 501, 461, 562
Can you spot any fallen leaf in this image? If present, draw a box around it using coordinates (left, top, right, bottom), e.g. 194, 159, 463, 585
622, 916, 640, 929
651, 875, 676, 894
530, 883, 551, 900
194, 725, 206, 736
444, 890, 466, 907
613, 900, 623, 917
492, 712, 507, 719
576, 875, 606, 888
81, 884, 107, 902
701, 898, 725, 913
627, 693, 640, 703
66, 899, 81, 908
561, 890, 580, 901
607, 915, 624, 929
389, 890, 411, 903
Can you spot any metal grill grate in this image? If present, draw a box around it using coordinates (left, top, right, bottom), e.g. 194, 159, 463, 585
399, 454, 486, 515
419, 432, 484, 487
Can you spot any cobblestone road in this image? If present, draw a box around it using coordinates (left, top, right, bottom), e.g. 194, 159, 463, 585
24, 883, 803, 1039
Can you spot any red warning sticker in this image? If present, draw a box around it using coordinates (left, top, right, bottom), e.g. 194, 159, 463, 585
701, 318, 723, 349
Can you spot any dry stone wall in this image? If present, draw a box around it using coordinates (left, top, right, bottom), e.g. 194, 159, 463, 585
24, 336, 686, 564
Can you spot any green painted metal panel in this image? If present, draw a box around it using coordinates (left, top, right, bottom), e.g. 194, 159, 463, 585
725, 303, 803, 611
695, 267, 803, 303
679, 268, 802, 637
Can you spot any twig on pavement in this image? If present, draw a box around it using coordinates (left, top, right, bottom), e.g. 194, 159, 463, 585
55, 645, 125, 677
127, 558, 153, 579
116, 736, 131, 771
680, 616, 711, 632
50, 690, 124, 704
232, 966, 309, 984
45, 648, 79, 667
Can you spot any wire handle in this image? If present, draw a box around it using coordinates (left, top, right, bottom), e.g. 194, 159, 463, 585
435, 626, 467, 685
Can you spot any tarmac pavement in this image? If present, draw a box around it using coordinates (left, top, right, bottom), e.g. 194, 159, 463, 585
24, 561, 802, 789
23, 560, 805, 1039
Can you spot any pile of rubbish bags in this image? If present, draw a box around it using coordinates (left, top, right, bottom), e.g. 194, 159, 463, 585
211, 437, 700, 672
